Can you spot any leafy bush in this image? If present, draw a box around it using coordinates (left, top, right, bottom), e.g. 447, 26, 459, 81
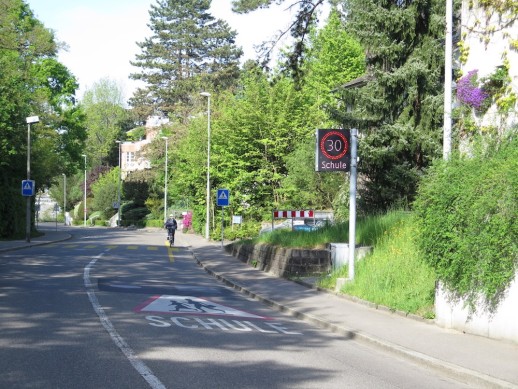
121, 206, 150, 227
414, 136, 517, 313
145, 219, 163, 228
91, 167, 119, 218
220, 221, 261, 241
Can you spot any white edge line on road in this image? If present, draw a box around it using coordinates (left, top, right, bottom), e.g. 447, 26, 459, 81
84, 252, 166, 389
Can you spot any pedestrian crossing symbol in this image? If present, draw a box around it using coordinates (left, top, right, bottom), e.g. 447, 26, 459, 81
134, 295, 266, 319
217, 189, 229, 206
21, 180, 35, 196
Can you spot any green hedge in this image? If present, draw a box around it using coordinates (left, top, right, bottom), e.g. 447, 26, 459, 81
145, 219, 164, 228
414, 136, 517, 313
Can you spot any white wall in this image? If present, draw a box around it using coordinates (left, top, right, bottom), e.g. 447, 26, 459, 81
461, 2, 518, 131
435, 2, 518, 344
435, 278, 518, 343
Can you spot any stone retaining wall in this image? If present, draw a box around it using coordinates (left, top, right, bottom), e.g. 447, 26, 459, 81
225, 242, 331, 277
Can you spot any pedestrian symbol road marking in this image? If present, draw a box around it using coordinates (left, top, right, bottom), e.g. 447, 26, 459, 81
134, 295, 267, 319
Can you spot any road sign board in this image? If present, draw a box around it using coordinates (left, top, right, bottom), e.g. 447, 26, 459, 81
217, 189, 229, 206
315, 129, 351, 172
21, 180, 35, 196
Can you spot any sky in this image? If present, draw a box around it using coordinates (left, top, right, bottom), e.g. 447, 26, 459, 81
27, 0, 303, 103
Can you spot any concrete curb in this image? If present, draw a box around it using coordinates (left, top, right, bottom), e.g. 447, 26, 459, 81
191, 249, 516, 389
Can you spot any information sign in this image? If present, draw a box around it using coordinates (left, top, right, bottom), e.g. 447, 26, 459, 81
217, 189, 229, 206
21, 180, 35, 196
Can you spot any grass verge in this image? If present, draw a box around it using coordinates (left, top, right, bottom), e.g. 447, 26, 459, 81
253, 210, 436, 318
317, 213, 435, 318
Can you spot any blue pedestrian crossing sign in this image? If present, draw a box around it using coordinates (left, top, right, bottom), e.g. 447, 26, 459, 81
22, 180, 35, 196
217, 189, 229, 206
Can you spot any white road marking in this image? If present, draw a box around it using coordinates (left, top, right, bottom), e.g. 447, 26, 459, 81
84, 253, 166, 389
144, 315, 303, 335
135, 295, 267, 318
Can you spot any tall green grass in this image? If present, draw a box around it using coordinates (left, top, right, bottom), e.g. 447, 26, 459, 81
253, 210, 436, 317
254, 210, 412, 248
318, 213, 435, 317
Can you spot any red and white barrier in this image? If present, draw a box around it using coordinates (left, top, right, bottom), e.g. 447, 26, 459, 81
273, 210, 314, 219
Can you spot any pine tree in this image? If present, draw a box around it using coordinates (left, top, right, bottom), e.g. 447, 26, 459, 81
130, 0, 242, 121
334, 0, 454, 211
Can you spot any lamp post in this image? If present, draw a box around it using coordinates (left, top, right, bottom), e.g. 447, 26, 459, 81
81, 154, 87, 227
161, 136, 168, 223
200, 92, 211, 240
62, 173, 66, 225
115, 140, 122, 226
25, 115, 39, 242
443, 0, 453, 159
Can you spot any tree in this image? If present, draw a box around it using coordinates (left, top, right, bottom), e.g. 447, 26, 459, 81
31, 58, 87, 187
333, 0, 451, 212
130, 0, 243, 121
231, 0, 328, 79
82, 78, 129, 168
277, 9, 365, 210
91, 167, 119, 218
0, 0, 83, 237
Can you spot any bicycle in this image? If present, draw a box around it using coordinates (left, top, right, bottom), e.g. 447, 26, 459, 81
166, 227, 175, 247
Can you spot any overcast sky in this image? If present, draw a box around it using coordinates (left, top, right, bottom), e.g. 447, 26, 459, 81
27, 0, 301, 102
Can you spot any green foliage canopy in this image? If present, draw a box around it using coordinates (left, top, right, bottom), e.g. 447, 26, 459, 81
334, 0, 450, 211
130, 0, 243, 120
414, 135, 518, 314
0, 0, 84, 237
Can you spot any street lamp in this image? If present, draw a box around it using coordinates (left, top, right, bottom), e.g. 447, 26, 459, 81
81, 154, 87, 227
115, 140, 122, 226
443, 0, 453, 159
62, 173, 66, 225
200, 91, 211, 240
25, 115, 39, 242
161, 136, 168, 223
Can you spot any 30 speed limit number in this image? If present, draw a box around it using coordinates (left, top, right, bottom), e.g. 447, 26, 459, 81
315, 129, 351, 172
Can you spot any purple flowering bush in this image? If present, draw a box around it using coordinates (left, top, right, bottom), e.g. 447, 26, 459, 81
456, 70, 488, 109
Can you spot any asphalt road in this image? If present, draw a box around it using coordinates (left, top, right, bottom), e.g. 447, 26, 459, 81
0, 227, 471, 388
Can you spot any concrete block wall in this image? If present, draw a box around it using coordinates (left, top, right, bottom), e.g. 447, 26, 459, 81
226, 243, 331, 277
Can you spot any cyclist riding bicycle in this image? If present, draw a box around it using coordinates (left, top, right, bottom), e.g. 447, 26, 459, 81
164, 214, 178, 246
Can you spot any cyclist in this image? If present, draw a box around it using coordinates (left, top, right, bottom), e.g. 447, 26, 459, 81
164, 214, 178, 245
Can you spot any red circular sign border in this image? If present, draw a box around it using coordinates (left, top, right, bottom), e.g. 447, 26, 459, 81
320, 130, 349, 160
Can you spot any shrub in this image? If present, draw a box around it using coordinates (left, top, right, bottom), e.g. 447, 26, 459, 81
145, 219, 163, 228
122, 206, 150, 227
414, 136, 517, 313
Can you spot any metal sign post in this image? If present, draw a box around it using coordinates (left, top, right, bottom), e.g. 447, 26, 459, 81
315, 128, 357, 280
217, 189, 229, 248
348, 128, 358, 281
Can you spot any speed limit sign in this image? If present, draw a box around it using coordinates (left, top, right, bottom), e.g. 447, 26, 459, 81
315, 129, 351, 172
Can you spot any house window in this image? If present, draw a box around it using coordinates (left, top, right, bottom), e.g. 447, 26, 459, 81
126, 152, 135, 164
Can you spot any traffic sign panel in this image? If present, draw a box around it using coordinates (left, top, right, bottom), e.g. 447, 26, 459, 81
217, 189, 229, 206
21, 180, 35, 196
315, 129, 351, 172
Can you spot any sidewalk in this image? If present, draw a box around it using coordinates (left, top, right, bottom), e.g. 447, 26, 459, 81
0, 226, 71, 253
2, 227, 517, 388
177, 231, 518, 389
